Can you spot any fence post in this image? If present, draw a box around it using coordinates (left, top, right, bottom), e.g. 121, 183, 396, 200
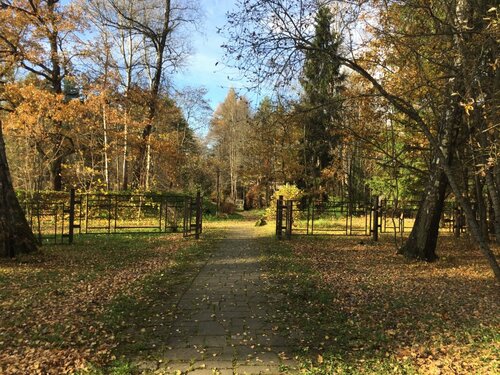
183, 196, 189, 237
286, 200, 293, 239
68, 188, 76, 244
195, 191, 202, 239
372, 195, 380, 242
454, 206, 462, 237
276, 195, 283, 239
306, 198, 311, 235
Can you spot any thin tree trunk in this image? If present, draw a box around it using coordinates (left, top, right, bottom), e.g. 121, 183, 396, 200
145, 136, 151, 190
473, 175, 488, 241
122, 116, 128, 190
485, 170, 500, 245
103, 102, 110, 191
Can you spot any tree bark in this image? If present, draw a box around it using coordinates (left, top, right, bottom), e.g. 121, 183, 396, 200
0, 121, 38, 257
399, 161, 448, 261
485, 170, 500, 245
122, 117, 129, 190
103, 102, 110, 191
473, 175, 489, 241
49, 153, 64, 191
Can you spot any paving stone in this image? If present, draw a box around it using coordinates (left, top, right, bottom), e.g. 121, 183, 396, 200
165, 335, 190, 348
189, 311, 218, 321
235, 352, 281, 366
203, 335, 229, 347
189, 369, 230, 375
233, 365, 281, 374
162, 347, 205, 361
170, 324, 198, 336
190, 360, 234, 370
219, 311, 252, 319
201, 347, 235, 361
135, 360, 159, 372
153, 225, 298, 373
159, 361, 192, 372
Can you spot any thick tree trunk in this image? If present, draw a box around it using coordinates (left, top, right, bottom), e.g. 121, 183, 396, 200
399, 163, 448, 261
0, 121, 38, 257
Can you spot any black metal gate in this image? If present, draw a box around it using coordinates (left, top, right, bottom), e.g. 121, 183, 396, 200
276, 196, 463, 241
21, 190, 203, 244
276, 196, 375, 239
183, 191, 203, 239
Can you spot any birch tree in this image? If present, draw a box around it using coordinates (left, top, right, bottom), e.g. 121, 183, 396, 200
86, 0, 200, 189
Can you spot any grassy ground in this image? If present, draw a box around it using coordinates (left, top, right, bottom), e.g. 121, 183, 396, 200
257, 224, 499, 374
0, 230, 221, 374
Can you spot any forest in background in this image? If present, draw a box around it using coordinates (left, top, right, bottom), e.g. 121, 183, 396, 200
0, 0, 499, 276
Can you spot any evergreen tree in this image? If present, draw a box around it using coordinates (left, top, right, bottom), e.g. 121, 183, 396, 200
298, 6, 344, 196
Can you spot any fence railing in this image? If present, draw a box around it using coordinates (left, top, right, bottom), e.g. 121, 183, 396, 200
19, 190, 203, 244
276, 196, 466, 240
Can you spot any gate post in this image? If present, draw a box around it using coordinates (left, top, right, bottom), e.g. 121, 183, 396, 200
276, 195, 284, 239
195, 191, 202, 239
68, 188, 76, 244
372, 196, 380, 242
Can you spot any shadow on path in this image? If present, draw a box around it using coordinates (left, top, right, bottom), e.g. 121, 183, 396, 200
129, 224, 298, 374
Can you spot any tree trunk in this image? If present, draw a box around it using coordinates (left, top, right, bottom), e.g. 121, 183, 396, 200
50, 154, 63, 191
473, 175, 489, 241
485, 170, 500, 245
103, 102, 110, 191
122, 118, 129, 191
145, 137, 151, 190
0, 121, 38, 257
399, 162, 448, 261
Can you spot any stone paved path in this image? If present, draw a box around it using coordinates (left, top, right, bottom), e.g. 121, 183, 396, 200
158, 225, 298, 374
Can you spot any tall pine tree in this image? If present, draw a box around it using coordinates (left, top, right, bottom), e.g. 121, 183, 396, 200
298, 6, 344, 196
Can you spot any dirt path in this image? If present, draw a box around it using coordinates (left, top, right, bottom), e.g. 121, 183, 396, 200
153, 222, 298, 374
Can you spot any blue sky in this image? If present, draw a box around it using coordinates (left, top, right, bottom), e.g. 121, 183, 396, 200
173, 0, 258, 111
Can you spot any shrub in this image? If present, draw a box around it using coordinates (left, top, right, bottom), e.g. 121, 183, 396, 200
265, 184, 303, 220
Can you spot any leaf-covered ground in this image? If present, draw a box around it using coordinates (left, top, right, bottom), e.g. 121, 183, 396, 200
1, 219, 498, 374
0, 232, 216, 374
259, 231, 499, 374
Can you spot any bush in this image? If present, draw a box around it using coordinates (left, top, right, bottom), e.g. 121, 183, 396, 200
265, 184, 303, 220
220, 201, 236, 214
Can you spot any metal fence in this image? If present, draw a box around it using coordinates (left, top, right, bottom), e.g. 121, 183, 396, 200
19, 190, 203, 244
276, 196, 464, 240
